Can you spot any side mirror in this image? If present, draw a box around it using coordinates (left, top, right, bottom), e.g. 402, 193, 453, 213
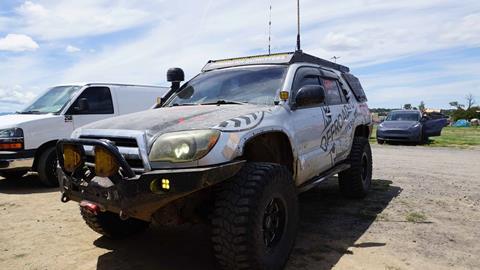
75, 98, 89, 112
295, 85, 325, 108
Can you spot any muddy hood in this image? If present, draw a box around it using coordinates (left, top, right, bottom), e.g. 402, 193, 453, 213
81, 104, 269, 138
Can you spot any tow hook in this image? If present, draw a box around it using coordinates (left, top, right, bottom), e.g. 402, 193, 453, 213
80, 200, 100, 215
119, 210, 129, 220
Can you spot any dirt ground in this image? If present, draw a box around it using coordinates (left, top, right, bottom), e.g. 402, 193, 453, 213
0, 145, 479, 270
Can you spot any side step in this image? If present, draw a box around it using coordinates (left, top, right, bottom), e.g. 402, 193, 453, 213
297, 163, 350, 193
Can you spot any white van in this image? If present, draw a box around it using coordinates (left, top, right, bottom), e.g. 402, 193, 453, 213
0, 83, 168, 186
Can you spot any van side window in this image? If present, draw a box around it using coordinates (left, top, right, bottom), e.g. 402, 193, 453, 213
68, 87, 114, 115
322, 78, 344, 105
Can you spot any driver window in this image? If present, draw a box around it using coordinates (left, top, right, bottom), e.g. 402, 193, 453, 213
67, 87, 114, 115
292, 67, 321, 96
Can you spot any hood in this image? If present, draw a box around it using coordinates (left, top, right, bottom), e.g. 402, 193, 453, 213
81, 104, 270, 138
380, 120, 418, 129
0, 113, 59, 129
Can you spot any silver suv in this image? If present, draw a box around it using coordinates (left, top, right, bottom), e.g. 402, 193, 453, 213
57, 51, 373, 270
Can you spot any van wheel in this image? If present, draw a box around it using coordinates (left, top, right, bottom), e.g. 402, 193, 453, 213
37, 147, 59, 187
80, 208, 150, 238
339, 137, 372, 198
212, 163, 299, 270
377, 139, 385, 145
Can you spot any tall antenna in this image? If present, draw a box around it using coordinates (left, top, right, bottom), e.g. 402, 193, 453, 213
296, 0, 301, 52
268, 3, 272, 54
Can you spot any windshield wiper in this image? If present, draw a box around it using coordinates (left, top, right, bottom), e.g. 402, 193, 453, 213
17, 110, 43, 114
171, 103, 199, 107
200, 100, 247, 106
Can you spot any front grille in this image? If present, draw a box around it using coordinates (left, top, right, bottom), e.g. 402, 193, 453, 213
79, 136, 138, 148
80, 135, 145, 174
384, 130, 410, 135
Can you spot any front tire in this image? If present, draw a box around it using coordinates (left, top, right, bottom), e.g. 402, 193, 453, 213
37, 147, 59, 187
212, 163, 299, 270
377, 139, 385, 145
339, 137, 373, 198
80, 208, 150, 238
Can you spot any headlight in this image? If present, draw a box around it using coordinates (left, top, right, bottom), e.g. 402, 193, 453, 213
378, 123, 384, 128
0, 128, 23, 138
149, 130, 220, 163
0, 128, 24, 150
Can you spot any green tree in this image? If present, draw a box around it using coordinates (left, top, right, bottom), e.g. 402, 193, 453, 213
418, 101, 425, 112
403, 104, 412, 110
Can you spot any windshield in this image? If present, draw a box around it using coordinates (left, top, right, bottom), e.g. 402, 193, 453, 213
167, 66, 287, 106
386, 112, 420, 121
20, 86, 81, 114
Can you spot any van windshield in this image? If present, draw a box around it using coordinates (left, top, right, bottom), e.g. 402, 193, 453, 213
167, 66, 287, 106
19, 86, 81, 114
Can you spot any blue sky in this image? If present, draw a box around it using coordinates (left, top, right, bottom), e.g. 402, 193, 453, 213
0, 0, 479, 111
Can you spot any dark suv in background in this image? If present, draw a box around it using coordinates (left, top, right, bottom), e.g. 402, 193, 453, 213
377, 110, 447, 144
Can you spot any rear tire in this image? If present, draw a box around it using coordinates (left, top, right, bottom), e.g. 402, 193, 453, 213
37, 147, 59, 187
377, 139, 385, 145
80, 207, 149, 238
212, 162, 299, 270
339, 137, 372, 198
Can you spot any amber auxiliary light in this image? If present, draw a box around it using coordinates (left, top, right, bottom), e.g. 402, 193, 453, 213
63, 144, 83, 172
94, 146, 119, 177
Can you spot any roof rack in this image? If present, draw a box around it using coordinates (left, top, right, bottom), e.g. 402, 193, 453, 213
202, 51, 350, 73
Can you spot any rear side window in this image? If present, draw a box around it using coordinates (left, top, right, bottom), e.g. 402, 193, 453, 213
68, 87, 114, 115
342, 73, 367, 102
322, 78, 343, 105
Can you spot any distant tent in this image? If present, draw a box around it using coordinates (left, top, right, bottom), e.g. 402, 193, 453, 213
453, 119, 470, 127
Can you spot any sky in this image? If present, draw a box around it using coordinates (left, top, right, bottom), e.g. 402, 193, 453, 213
0, 0, 479, 112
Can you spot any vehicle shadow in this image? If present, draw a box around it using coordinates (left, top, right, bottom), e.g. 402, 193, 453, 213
0, 174, 57, 194
288, 178, 401, 269
94, 178, 401, 270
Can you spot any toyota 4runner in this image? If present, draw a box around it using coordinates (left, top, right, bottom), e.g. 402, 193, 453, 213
57, 51, 372, 270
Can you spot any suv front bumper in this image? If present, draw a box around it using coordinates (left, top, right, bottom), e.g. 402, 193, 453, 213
56, 138, 244, 221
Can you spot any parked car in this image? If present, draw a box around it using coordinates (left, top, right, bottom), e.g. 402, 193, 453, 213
0, 83, 168, 186
57, 51, 373, 270
376, 110, 447, 144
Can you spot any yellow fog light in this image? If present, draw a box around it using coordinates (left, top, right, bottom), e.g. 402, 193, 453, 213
94, 146, 119, 177
161, 179, 170, 190
63, 144, 83, 173
150, 178, 171, 193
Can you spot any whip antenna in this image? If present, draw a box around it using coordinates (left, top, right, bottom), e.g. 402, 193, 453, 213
268, 3, 272, 54
296, 0, 301, 52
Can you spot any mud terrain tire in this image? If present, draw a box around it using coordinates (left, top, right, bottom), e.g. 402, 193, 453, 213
339, 137, 372, 198
212, 162, 298, 270
80, 208, 149, 238
37, 147, 59, 187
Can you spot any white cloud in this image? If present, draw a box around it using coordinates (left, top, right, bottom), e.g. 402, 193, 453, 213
0, 34, 39, 52
15, 1, 152, 40
65, 45, 81, 53
0, 86, 37, 112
